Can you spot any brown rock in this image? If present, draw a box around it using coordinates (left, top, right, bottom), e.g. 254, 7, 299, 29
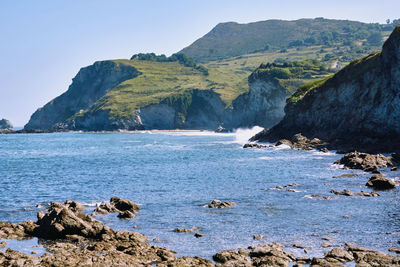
253, 234, 264, 240
366, 174, 396, 190
334, 152, 392, 172
324, 248, 354, 262
207, 200, 236, 209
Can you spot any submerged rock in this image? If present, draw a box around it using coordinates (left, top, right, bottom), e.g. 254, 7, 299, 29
207, 200, 236, 209
274, 133, 326, 150
366, 174, 396, 190
334, 152, 392, 172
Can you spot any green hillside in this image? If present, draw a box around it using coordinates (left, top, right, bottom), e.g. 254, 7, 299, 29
180, 18, 395, 63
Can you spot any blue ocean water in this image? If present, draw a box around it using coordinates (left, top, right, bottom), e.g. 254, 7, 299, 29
0, 130, 399, 259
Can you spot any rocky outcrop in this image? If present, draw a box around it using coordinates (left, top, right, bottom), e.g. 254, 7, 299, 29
0, 119, 13, 130
334, 152, 393, 172
252, 26, 400, 153
24, 61, 140, 130
366, 174, 396, 190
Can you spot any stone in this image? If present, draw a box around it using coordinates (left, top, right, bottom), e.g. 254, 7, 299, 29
253, 234, 264, 240
92, 197, 139, 219
207, 200, 236, 209
325, 248, 354, 262
388, 247, 400, 254
330, 189, 379, 197
332, 174, 358, 178
366, 174, 396, 190
194, 233, 204, 238
391, 166, 398, 171
243, 143, 271, 149
334, 152, 392, 172
172, 228, 193, 233
321, 242, 332, 248
64, 200, 85, 212
0, 241, 6, 248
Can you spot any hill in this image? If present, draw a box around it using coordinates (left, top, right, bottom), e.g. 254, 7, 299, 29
180, 18, 395, 63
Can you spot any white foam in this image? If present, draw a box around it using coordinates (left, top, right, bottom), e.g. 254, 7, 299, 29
233, 126, 264, 145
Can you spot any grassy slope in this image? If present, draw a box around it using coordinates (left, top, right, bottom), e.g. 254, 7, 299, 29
180, 18, 391, 63
78, 59, 249, 120
75, 43, 379, 120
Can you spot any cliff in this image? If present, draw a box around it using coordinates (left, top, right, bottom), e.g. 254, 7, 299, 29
24, 61, 139, 130
252, 25, 400, 152
25, 55, 333, 132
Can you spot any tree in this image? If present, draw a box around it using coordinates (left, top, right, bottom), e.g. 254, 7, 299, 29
386, 19, 391, 24
367, 32, 382, 46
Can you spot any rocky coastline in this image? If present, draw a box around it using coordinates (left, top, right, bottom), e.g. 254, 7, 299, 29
1, 198, 399, 266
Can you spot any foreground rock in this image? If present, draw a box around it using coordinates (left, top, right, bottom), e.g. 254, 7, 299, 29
0, 200, 213, 266
243, 143, 272, 149
92, 197, 139, 219
366, 174, 396, 190
206, 200, 236, 209
334, 152, 392, 172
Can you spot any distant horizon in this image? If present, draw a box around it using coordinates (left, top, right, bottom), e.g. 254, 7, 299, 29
1, 0, 399, 126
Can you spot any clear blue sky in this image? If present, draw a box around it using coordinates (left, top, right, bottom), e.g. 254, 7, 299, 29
1, 0, 399, 126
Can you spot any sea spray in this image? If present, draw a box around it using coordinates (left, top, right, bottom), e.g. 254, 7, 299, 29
233, 126, 264, 145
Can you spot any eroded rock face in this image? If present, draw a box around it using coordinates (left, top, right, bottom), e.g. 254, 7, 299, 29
334, 152, 392, 172
252, 26, 400, 153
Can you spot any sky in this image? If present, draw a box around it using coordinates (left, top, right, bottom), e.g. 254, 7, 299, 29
1, 0, 399, 126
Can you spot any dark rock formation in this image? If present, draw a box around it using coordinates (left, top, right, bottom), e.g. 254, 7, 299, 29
252, 26, 400, 153
366, 174, 396, 190
334, 152, 392, 172
243, 143, 272, 148
206, 200, 236, 209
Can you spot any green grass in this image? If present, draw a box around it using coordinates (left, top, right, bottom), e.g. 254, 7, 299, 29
286, 75, 334, 104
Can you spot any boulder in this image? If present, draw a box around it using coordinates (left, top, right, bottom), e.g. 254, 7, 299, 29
243, 143, 271, 148
334, 152, 392, 172
325, 248, 354, 263
207, 200, 236, 209
34, 201, 111, 240
330, 189, 379, 197
366, 174, 396, 190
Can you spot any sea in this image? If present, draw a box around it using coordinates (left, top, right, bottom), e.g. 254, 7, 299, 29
0, 127, 399, 259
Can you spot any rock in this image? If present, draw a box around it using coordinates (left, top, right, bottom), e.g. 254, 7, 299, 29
325, 248, 354, 262
330, 189, 379, 197
34, 201, 111, 239
276, 139, 293, 147
152, 238, 161, 242
172, 228, 193, 233
366, 174, 396, 190
213, 249, 251, 265
388, 248, 400, 254
0, 241, 6, 248
243, 143, 271, 149
64, 200, 85, 212
391, 166, 398, 171
249, 243, 296, 267
92, 197, 139, 219
296, 256, 311, 264
0, 119, 13, 130
332, 174, 358, 178
334, 152, 392, 172
321, 242, 332, 248
253, 234, 264, 240
117, 210, 136, 219
319, 148, 329, 153
194, 233, 203, 238
292, 243, 305, 249
207, 200, 236, 208
343, 215, 350, 219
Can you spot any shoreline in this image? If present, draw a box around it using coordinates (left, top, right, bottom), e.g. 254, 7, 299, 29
1, 199, 399, 266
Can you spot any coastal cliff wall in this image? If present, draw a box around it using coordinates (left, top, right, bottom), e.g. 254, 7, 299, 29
24, 61, 139, 130
253, 26, 400, 152
25, 62, 290, 131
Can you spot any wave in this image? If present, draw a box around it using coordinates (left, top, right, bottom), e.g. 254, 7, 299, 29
233, 126, 264, 145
